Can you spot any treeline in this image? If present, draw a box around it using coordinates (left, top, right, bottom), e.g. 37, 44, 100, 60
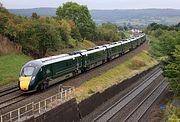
145, 23, 180, 96
146, 22, 180, 32
0, 2, 125, 58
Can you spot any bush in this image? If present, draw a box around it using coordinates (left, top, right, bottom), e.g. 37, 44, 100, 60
128, 59, 146, 70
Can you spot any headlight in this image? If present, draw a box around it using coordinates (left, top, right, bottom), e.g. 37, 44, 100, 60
31, 76, 35, 81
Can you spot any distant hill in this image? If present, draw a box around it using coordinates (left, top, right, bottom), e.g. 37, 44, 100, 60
9, 8, 56, 16
9, 8, 180, 26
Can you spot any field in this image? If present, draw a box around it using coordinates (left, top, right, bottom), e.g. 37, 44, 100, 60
75, 51, 158, 102
0, 54, 32, 86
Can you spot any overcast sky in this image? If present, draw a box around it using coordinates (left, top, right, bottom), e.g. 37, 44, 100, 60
1, 0, 180, 9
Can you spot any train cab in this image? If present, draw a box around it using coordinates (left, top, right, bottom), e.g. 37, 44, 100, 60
18, 61, 42, 92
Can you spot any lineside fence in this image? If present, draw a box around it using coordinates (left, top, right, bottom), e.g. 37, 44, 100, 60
0, 85, 75, 122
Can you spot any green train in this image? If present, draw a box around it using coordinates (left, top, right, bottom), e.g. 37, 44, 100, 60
18, 34, 146, 92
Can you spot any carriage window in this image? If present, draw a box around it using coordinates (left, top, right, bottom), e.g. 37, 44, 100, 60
21, 67, 34, 76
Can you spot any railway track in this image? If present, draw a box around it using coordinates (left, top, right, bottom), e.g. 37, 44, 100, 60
91, 67, 165, 122
0, 93, 25, 110
0, 85, 25, 110
0, 85, 19, 97
122, 80, 168, 122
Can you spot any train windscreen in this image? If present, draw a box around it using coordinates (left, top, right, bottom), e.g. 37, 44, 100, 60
21, 67, 34, 76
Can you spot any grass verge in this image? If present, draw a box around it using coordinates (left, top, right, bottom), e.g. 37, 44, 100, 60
0, 54, 32, 86
75, 51, 158, 102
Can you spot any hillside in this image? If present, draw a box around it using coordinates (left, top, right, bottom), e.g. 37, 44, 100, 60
91, 9, 180, 25
9, 7, 56, 16
9, 8, 180, 26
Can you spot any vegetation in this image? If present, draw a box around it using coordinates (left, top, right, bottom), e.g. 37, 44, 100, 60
56, 2, 96, 41
0, 54, 32, 86
146, 23, 180, 96
47, 39, 96, 55
75, 51, 158, 102
146, 23, 180, 121
0, 36, 21, 55
166, 102, 180, 122
94, 22, 125, 42
0, 7, 63, 58
0, 3, 126, 58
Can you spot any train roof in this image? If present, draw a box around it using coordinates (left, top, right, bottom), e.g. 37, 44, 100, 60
25, 53, 82, 66
121, 39, 131, 44
24, 34, 146, 67
107, 42, 122, 48
81, 46, 106, 55
42, 54, 81, 65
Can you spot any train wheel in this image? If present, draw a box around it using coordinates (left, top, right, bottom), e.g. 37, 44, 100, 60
38, 82, 48, 91
37, 83, 44, 91
82, 67, 87, 73
44, 81, 49, 89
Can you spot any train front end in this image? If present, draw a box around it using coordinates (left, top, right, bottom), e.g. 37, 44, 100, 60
18, 61, 42, 93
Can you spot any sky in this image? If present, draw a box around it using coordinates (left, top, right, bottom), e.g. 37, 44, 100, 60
1, 0, 180, 9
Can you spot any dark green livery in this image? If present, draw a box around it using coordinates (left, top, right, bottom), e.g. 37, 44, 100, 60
18, 34, 146, 92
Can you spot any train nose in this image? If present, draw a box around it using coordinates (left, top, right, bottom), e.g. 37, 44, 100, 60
19, 76, 32, 91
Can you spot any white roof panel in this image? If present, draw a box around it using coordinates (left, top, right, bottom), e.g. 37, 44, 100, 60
107, 43, 122, 49
81, 47, 106, 55
42, 54, 81, 65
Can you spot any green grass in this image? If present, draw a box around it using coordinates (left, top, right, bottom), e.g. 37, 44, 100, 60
75, 51, 158, 102
70, 39, 96, 50
79, 40, 96, 49
48, 39, 97, 55
0, 54, 32, 86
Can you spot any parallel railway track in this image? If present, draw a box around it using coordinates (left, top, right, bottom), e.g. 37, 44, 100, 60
0, 85, 24, 110
0, 86, 19, 98
0, 94, 25, 110
91, 67, 166, 122
123, 80, 168, 122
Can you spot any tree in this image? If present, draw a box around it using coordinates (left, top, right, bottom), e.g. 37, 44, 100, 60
149, 28, 180, 96
33, 22, 61, 57
0, 6, 9, 14
71, 26, 81, 41
124, 26, 128, 31
163, 45, 180, 96
31, 12, 39, 19
15, 19, 62, 58
94, 22, 121, 42
0, 13, 8, 40
56, 2, 95, 40
153, 28, 163, 38
59, 19, 71, 45
0, 5, 66, 58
